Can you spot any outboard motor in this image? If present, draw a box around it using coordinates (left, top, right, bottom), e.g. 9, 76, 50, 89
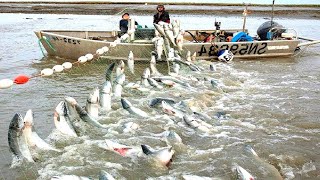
257, 21, 285, 40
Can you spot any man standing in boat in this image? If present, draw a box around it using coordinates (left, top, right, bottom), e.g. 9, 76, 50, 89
153, 5, 170, 24
119, 13, 139, 37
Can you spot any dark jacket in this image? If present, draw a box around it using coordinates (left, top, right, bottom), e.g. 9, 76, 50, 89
153, 11, 170, 24
119, 19, 129, 34
119, 19, 139, 37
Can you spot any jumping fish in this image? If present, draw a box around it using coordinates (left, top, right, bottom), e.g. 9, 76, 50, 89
233, 163, 255, 180
162, 101, 184, 118
163, 23, 177, 46
186, 51, 191, 62
121, 98, 149, 118
245, 145, 283, 180
122, 122, 139, 133
23, 109, 60, 152
149, 97, 176, 108
64, 97, 107, 129
167, 48, 175, 61
116, 60, 125, 77
147, 78, 163, 89
105, 62, 116, 83
176, 33, 184, 51
103, 139, 142, 157
193, 111, 212, 122
152, 76, 191, 88
150, 55, 161, 76
171, 19, 180, 38
141, 68, 151, 87
183, 115, 213, 133
85, 87, 100, 119
141, 144, 174, 167
113, 74, 125, 98
8, 113, 34, 162
162, 130, 183, 145
100, 81, 112, 112
191, 52, 197, 61
153, 23, 166, 37
54, 101, 78, 137
152, 37, 164, 61
99, 170, 116, 180
128, 51, 135, 74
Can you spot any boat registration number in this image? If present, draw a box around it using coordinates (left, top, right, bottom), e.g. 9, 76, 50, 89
47, 35, 81, 45
198, 42, 268, 56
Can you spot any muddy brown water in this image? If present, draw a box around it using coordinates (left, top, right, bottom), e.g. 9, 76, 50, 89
0, 12, 319, 179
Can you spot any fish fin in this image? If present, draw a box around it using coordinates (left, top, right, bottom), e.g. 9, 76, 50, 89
141, 144, 153, 155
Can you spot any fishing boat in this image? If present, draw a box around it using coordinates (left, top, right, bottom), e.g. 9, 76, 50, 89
34, 3, 319, 62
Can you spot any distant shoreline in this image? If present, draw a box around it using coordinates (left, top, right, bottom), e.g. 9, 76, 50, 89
0, 2, 319, 19
1, 2, 320, 7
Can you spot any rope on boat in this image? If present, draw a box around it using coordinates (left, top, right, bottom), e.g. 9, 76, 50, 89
38, 38, 47, 57
37, 36, 56, 57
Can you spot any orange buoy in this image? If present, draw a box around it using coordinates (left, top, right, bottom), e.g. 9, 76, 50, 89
14, 75, 30, 84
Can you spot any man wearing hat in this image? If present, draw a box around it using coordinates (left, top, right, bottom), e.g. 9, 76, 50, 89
119, 13, 139, 37
153, 5, 170, 24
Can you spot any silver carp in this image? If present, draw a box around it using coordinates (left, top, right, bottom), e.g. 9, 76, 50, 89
149, 97, 176, 108
150, 55, 161, 76
176, 33, 184, 51
191, 52, 197, 61
153, 23, 166, 37
105, 62, 116, 83
162, 101, 184, 118
233, 163, 255, 180
100, 81, 112, 112
152, 37, 164, 61
147, 78, 163, 89
54, 101, 78, 137
171, 19, 180, 38
113, 74, 125, 98
141, 68, 151, 87
103, 139, 142, 157
127, 51, 135, 74
163, 23, 177, 46
121, 98, 149, 118
116, 60, 125, 77
152, 76, 191, 88
8, 113, 34, 162
245, 145, 283, 180
64, 97, 107, 129
186, 51, 191, 62
23, 109, 60, 152
85, 87, 100, 119
183, 115, 213, 133
162, 130, 183, 145
141, 144, 174, 166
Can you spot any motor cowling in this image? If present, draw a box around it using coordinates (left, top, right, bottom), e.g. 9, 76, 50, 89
257, 21, 285, 40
